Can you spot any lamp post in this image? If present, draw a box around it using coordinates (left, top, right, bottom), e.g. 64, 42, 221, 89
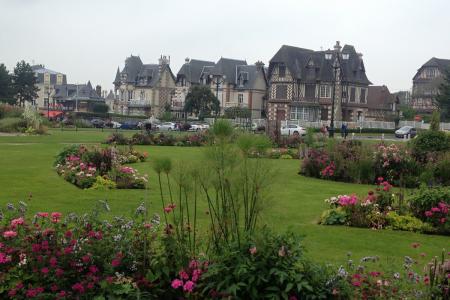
210, 74, 226, 115
46, 86, 53, 120
324, 42, 349, 138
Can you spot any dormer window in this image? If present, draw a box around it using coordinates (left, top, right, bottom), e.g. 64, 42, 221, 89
425, 68, 436, 78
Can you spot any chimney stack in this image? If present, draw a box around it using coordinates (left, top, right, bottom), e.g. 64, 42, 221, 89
334, 41, 342, 52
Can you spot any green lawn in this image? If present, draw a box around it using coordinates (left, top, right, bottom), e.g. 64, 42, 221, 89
0, 129, 448, 268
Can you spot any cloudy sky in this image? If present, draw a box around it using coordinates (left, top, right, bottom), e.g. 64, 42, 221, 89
1, 0, 449, 92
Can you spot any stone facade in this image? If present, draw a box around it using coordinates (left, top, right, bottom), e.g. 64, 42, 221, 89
113, 55, 176, 117
31, 65, 66, 110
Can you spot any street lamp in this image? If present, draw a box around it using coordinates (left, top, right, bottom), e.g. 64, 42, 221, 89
46, 86, 53, 120
210, 74, 226, 114
324, 44, 349, 138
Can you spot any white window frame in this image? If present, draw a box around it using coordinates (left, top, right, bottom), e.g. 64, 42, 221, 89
319, 85, 330, 98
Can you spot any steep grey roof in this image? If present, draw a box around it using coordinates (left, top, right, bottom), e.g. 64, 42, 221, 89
268, 44, 371, 85
116, 56, 175, 87
235, 65, 267, 90
53, 82, 102, 101
32, 65, 67, 85
120, 55, 143, 83
106, 90, 115, 100
113, 67, 121, 84
367, 85, 396, 110
177, 59, 215, 84
422, 57, 450, 70
210, 58, 247, 84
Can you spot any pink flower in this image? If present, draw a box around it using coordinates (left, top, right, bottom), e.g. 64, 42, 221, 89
425, 211, 433, 217
49, 257, 58, 267
72, 282, 85, 294
164, 207, 173, 213
51, 212, 62, 223
377, 177, 384, 183
111, 258, 121, 267
249, 246, 257, 255
55, 268, 64, 277
144, 223, 153, 229
89, 265, 99, 273
11, 217, 24, 227
3, 231, 17, 238
171, 279, 183, 289
41, 267, 49, 275
179, 270, 189, 280
0, 252, 12, 264
352, 281, 361, 287
183, 280, 195, 293
440, 218, 447, 224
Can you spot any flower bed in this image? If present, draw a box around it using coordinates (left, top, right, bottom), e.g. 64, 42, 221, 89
320, 179, 450, 235
0, 201, 448, 299
55, 145, 148, 189
300, 140, 448, 187
105, 132, 210, 147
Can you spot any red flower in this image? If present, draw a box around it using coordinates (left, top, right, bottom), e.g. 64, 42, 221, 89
89, 265, 99, 273
41, 267, 49, 275
49, 256, 58, 267
55, 268, 64, 277
72, 282, 85, 294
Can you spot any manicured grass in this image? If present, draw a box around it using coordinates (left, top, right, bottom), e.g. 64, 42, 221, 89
0, 129, 448, 268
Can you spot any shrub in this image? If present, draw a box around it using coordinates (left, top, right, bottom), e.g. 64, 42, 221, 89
130, 132, 153, 145
385, 212, 434, 233
433, 152, 450, 186
0, 104, 23, 119
280, 154, 293, 159
411, 130, 450, 163
409, 186, 450, 221
90, 176, 117, 190
105, 133, 129, 145
200, 229, 344, 299
0, 117, 27, 132
430, 110, 441, 131
320, 208, 347, 225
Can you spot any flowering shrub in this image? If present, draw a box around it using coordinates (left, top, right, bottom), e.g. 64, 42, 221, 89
55, 145, 148, 189
373, 143, 419, 187
336, 248, 450, 299
106, 132, 210, 147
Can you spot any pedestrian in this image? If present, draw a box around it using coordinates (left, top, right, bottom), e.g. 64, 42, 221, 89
341, 123, 345, 138
344, 123, 348, 139
320, 124, 328, 137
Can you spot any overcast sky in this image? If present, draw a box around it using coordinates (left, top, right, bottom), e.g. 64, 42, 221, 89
1, 0, 449, 92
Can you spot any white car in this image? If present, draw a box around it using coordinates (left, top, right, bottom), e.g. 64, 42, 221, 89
110, 121, 121, 129
159, 122, 176, 131
280, 124, 306, 136
199, 123, 210, 130
189, 123, 202, 131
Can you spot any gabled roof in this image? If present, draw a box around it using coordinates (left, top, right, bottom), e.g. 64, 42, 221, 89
413, 57, 450, 81
53, 82, 102, 100
268, 44, 371, 85
367, 85, 396, 110
422, 57, 450, 70
210, 57, 247, 84
177, 59, 215, 84
116, 56, 175, 87
235, 65, 267, 90
106, 90, 115, 100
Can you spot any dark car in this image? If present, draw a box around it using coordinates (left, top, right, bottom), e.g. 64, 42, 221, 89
90, 118, 105, 128
120, 120, 140, 130
395, 126, 417, 138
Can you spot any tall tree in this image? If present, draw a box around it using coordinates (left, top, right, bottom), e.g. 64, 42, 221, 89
184, 85, 220, 120
0, 63, 15, 103
435, 68, 450, 121
13, 60, 39, 106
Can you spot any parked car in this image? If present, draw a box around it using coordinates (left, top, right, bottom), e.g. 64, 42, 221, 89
120, 120, 140, 130
90, 118, 105, 128
199, 123, 210, 130
159, 122, 176, 131
105, 121, 122, 129
189, 123, 202, 131
395, 126, 417, 138
280, 124, 306, 136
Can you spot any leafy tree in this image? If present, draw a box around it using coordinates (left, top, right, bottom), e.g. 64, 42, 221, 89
435, 68, 450, 121
430, 110, 440, 131
91, 102, 109, 114
399, 104, 416, 120
224, 107, 251, 119
13, 60, 39, 106
184, 86, 219, 120
0, 64, 15, 104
